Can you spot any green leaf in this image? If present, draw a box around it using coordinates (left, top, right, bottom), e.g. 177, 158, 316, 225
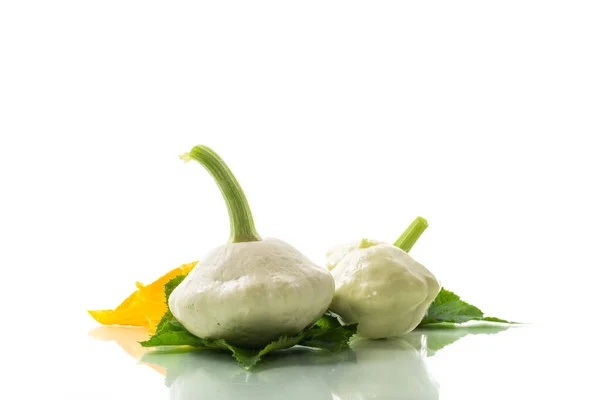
311, 310, 343, 330
141, 275, 356, 369
141, 322, 204, 347
230, 333, 305, 369
164, 275, 186, 298
300, 325, 357, 353
480, 316, 511, 323
148, 274, 189, 338
301, 313, 357, 353
419, 288, 513, 326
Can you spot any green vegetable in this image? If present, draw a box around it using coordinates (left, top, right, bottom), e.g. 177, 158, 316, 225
141, 275, 356, 370
419, 288, 512, 326
172, 145, 335, 349
326, 216, 440, 338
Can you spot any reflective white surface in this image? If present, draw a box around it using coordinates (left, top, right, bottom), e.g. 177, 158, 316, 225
15, 323, 588, 399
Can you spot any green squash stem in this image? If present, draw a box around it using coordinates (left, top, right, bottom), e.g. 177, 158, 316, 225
181, 145, 261, 243
394, 216, 428, 252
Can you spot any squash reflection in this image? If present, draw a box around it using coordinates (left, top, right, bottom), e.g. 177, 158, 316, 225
142, 338, 439, 400
145, 349, 339, 400
90, 323, 510, 400
324, 337, 439, 400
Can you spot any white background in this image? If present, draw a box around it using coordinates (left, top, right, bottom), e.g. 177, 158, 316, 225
1, 1, 599, 398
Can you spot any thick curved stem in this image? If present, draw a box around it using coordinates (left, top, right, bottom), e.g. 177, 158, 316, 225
394, 216, 428, 252
182, 145, 261, 243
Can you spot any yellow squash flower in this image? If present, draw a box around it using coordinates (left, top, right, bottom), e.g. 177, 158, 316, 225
88, 262, 197, 331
